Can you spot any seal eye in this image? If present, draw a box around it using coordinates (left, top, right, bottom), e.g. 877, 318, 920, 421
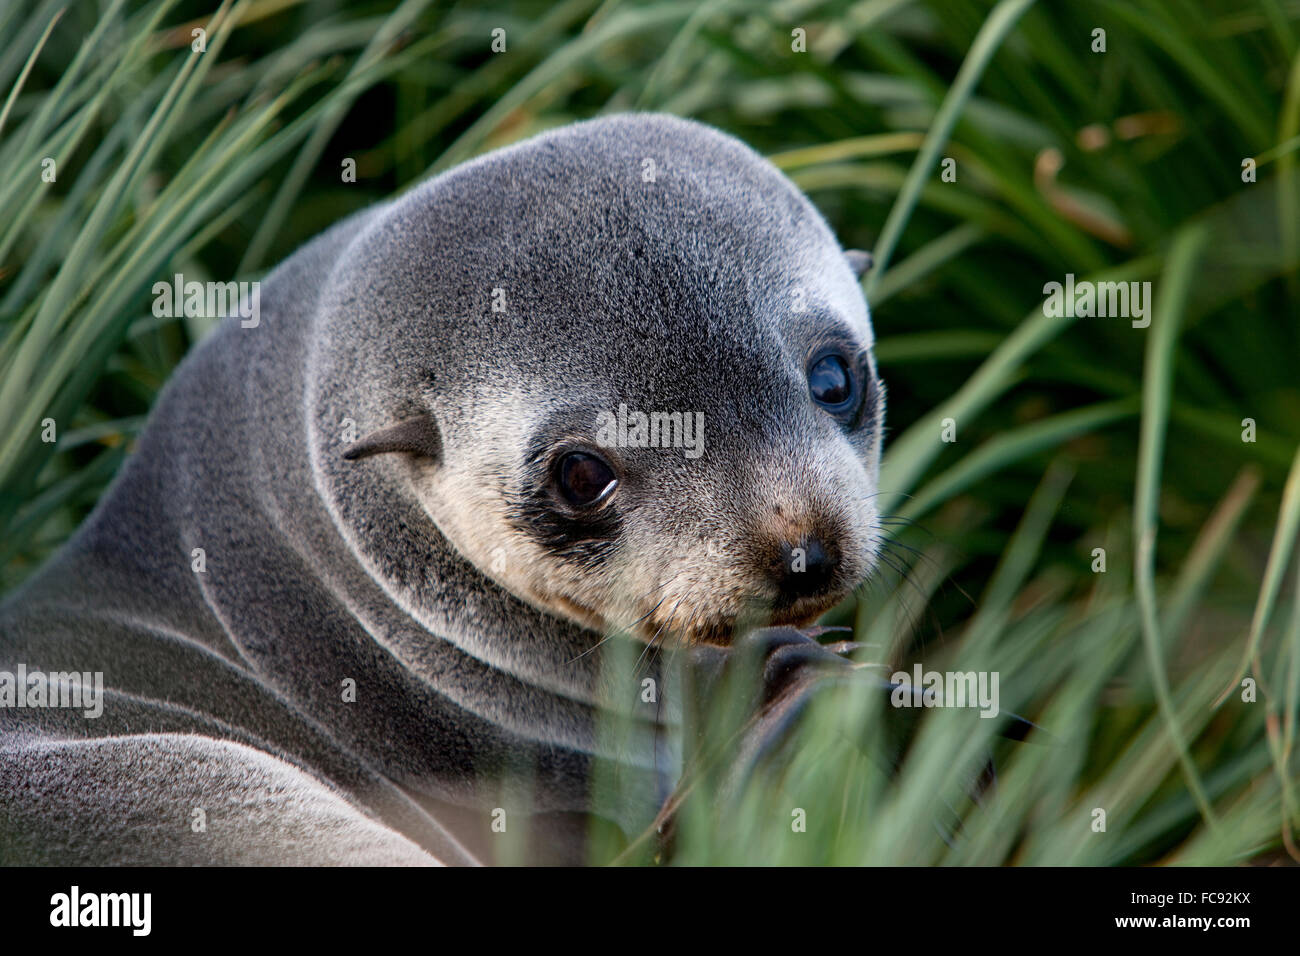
808, 353, 854, 410
556, 452, 617, 507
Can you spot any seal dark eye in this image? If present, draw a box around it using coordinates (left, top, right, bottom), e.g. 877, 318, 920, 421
556, 452, 617, 507
808, 353, 854, 410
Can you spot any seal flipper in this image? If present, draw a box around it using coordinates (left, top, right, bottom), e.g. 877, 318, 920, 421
342, 415, 442, 462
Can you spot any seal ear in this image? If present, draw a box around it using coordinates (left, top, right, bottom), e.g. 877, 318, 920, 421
343, 415, 442, 463
845, 249, 874, 278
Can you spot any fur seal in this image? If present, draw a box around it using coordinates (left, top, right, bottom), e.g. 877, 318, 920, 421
0, 113, 884, 865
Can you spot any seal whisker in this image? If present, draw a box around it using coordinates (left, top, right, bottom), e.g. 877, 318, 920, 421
566, 627, 620, 666
636, 595, 685, 677
565, 567, 693, 665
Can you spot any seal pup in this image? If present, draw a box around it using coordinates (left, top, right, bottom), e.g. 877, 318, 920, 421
0, 113, 884, 865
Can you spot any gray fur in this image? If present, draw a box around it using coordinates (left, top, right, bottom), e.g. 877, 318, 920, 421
0, 114, 882, 865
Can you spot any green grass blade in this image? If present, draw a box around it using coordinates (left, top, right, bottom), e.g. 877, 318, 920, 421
1133, 221, 1216, 827
862, 0, 1036, 298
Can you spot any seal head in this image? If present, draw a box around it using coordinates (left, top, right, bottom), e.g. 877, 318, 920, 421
324, 114, 885, 649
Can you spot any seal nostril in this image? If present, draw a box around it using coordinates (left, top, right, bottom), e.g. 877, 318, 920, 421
773, 536, 839, 600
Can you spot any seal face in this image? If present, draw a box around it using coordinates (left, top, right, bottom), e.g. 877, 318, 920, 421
329, 113, 885, 649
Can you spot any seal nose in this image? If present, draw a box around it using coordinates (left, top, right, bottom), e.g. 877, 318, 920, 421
772, 536, 839, 601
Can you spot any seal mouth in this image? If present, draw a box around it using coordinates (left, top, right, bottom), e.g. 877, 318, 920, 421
634, 591, 848, 648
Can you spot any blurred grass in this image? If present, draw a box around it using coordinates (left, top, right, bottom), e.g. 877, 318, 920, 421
1, 0, 1298, 864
